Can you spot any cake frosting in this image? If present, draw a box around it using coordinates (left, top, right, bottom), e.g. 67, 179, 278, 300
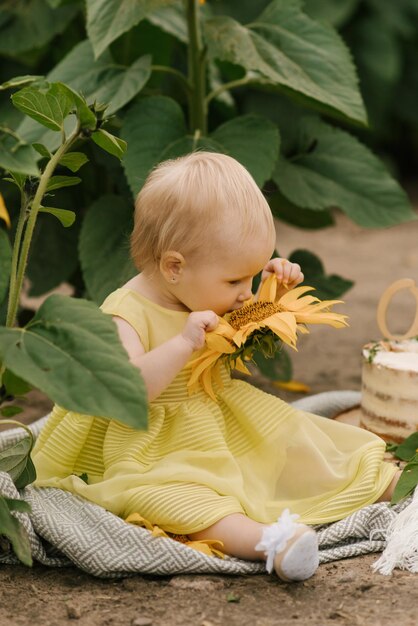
361, 338, 418, 442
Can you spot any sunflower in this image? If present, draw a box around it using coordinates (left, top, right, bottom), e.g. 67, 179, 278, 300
187, 274, 348, 401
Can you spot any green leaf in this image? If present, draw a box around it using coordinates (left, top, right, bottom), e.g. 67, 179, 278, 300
46, 175, 81, 191
0, 0, 79, 56
39, 207, 76, 228
391, 455, 418, 504
269, 191, 334, 229
2, 370, 32, 397
252, 348, 292, 382
12, 83, 74, 132
17, 41, 151, 150
0, 295, 148, 429
272, 117, 416, 228
122, 96, 188, 195
101, 54, 152, 116
50, 42, 150, 116
27, 210, 79, 296
91, 129, 127, 160
58, 152, 89, 173
2, 498, 31, 514
0, 229, 12, 306
392, 432, 418, 462
303, 0, 360, 27
32, 143, 52, 159
0, 437, 35, 488
0, 136, 39, 177
288, 249, 353, 299
0, 406, 24, 417
86, 0, 174, 58
3, 172, 27, 191
211, 115, 279, 187
147, 2, 188, 43
79, 195, 136, 304
204, 1, 367, 125
0, 75, 44, 91
0, 495, 32, 566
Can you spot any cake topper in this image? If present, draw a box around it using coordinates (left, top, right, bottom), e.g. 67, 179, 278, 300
377, 278, 418, 340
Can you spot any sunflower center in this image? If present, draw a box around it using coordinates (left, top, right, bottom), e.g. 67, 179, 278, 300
229, 301, 283, 329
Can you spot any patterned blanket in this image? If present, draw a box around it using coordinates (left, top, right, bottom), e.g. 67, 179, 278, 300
0, 391, 409, 578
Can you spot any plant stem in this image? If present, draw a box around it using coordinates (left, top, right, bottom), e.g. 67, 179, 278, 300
151, 65, 192, 95
6, 189, 28, 328
6, 124, 80, 329
186, 0, 207, 134
0, 420, 34, 447
206, 76, 262, 105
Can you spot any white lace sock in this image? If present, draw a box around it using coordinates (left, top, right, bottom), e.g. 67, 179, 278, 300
255, 509, 319, 581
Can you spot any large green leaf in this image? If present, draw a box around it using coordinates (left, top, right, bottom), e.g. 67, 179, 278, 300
86, 0, 176, 58
0, 295, 148, 429
122, 96, 187, 195
211, 115, 279, 186
0, 0, 79, 56
204, 0, 367, 125
16, 41, 151, 149
26, 212, 79, 296
303, 0, 360, 27
272, 117, 416, 228
269, 191, 334, 229
288, 249, 353, 299
0, 437, 36, 489
0, 495, 32, 566
0, 229, 12, 306
12, 83, 74, 132
0, 136, 39, 176
79, 195, 136, 304
122, 96, 279, 194
348, 16, 401, 129
147, 1, 188, 43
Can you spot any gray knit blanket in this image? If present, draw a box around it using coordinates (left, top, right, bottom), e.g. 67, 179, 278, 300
0, 391, 409, 578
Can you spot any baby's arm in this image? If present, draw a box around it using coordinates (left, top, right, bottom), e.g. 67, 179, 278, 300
113, 311, 218, 402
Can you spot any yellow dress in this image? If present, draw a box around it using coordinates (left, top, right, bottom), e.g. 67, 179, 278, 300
32, 288, 397, 534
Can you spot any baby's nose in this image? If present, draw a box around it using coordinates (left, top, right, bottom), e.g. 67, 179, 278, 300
239, 286, 252, 301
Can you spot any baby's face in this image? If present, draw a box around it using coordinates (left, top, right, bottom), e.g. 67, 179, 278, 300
176, 235, 275, 316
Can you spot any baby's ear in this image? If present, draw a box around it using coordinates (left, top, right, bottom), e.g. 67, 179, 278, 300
160, 250, 185, 283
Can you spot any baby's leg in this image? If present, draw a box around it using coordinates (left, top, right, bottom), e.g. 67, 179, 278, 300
189, 512, 318, 582
377, 470, 402, 502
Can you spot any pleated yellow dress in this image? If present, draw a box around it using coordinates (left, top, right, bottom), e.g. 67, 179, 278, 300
32, 288, 397, 534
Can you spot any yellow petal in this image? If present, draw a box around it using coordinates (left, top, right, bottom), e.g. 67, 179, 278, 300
0, 193, 11, 228
206, 332, 235, 353
188, 351, 220, 387
201, 365, 217, 401
278, 285, 316, 306
234, 357, 252, 376
273, 380, 311, 393
257, 274, 277, 302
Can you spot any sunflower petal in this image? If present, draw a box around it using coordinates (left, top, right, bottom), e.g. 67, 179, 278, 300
257, 274, 277, 302
206, 332, 235, 353
234, 357, 252, 375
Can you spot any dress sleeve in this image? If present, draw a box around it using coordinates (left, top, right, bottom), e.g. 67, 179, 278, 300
100, 289, 150, 351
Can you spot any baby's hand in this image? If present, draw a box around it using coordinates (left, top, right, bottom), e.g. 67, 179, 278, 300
261, 258, 304, 289
181, 310, 219, 351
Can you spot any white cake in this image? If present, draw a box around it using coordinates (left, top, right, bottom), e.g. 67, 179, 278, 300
361, 338, 418, 442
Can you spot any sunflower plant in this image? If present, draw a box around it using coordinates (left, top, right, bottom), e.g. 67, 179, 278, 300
187, 274, 348, 400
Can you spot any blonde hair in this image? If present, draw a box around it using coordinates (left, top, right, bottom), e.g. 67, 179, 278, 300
130, 151, 275, 271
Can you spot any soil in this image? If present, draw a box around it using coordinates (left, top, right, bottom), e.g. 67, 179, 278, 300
2, 211, 418, 626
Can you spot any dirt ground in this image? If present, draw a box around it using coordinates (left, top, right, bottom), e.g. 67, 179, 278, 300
2, 210, 418, 626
